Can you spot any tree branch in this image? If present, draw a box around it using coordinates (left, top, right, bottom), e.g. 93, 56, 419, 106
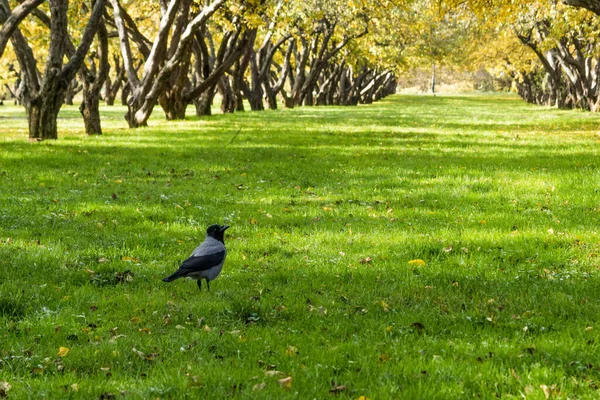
0, 0, 45, 58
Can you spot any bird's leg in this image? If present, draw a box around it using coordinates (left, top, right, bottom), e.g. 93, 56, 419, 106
206, 278, 210, 292
197, 279, 202, 291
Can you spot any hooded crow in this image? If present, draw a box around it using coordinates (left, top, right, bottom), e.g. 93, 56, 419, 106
162, 224, 229, 291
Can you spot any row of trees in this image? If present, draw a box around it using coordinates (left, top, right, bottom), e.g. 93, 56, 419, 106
440, 0, 600, 111
0, 0, 400, 140
3, 0, 600, 141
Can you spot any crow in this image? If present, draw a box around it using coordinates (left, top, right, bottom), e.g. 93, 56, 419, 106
162, 224, 229, 291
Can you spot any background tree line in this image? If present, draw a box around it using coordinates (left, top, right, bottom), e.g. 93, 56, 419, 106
2, 0, 600, 141
0, 0, 401, 140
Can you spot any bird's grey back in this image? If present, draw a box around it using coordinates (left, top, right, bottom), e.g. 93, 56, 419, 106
192, 236, 226, 257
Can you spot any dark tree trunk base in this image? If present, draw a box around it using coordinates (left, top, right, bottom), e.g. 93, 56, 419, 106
218, 76, 236, 114
27, 97, 60, 140
160, 92, 188, 120
80, 91, 102, 135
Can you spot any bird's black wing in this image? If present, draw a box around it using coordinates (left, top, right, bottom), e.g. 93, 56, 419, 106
179, 251, 225, 272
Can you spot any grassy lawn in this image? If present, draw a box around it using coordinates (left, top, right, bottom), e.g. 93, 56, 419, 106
1, 93, 600, 398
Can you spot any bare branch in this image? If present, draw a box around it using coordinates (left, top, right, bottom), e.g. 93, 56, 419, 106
0, 0, 45, 58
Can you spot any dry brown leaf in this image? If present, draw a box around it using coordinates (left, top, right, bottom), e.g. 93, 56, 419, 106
0, 381, 11, 398
132, 347, 145, 359
360, 257, 373, 264
265, 370, 283, 377
278, 376, 292, 390
329, 384, 347, 394
540, 384, 550, 399
252, 382, 267, 391
109, 334, 126, 343
510, 368, 521, 382
378, 353, 390, 363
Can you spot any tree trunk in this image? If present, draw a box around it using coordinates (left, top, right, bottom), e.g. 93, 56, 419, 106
218, 75, 236, 113
104, 79, 119, 105
104, 56, 124, 106
120, 83, 130, 105
125, 97, 147, 127
194, 85, 216, 116
159, 91, 188, 120
64, 78, 81, 105
27, 91, 64, 140
232, 60, 245, 111
79, 87, 102, 135
431, 63, 436, 95
79, 20, 108, 135
263, 76, 278, 109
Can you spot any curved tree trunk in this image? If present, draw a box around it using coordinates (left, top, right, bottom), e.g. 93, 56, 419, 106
64, 78, 82, 105
218, 75, 236, 113
79, 20, 109, 135
120, 83, 130, 105
194, 84, 217, 116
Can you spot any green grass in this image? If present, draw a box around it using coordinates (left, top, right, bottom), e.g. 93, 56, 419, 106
1, 93, 600, 398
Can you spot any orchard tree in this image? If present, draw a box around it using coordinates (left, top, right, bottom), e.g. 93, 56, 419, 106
0, 0, 106, 140
109, 0, 233, 127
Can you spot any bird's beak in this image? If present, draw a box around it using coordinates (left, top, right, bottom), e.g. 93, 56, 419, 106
220, 225, 230, 232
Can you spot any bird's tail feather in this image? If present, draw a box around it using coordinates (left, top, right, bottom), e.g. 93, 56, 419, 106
162, 270, 185, 282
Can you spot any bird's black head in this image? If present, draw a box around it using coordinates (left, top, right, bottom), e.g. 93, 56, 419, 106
206, 224, 229, 243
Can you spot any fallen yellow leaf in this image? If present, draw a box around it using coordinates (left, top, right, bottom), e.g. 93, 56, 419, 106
285, 346, 298, 356
58, 347, 70, 357
408, 259, 426, 266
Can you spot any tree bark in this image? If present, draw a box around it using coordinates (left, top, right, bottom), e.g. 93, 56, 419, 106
562, 0, 600, 15
80, 20, 109, 135
104, 54, 125, 105
218, 74, 236, 113
64, 78, 82, 105
430, 64, 436, 95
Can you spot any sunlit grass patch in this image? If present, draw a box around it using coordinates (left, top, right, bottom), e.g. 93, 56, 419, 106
1, 94, 600, 398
